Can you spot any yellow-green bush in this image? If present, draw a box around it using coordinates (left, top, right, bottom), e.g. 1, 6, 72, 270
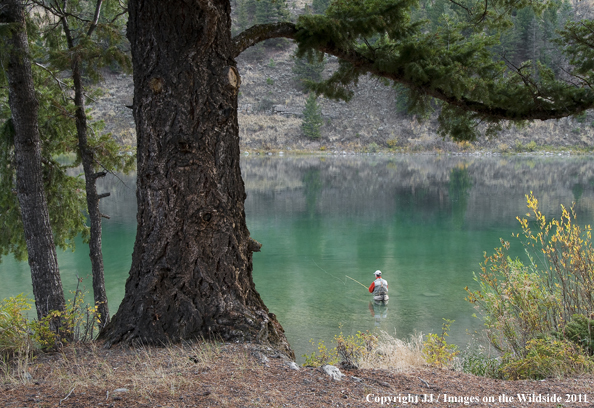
303, 330, 377, 368
501, 338, 594, 380
1, 284, 100, 361
422, 319, 459, 368
466, 193, 594, 378
303, 339, 339, 367
0, 294, 34, 362
335, 330, 377, 368
556, 314, 594, 355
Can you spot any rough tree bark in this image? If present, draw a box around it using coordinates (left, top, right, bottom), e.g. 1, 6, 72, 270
99, 0, 293, 357
61, 5, 111, 328
1, 0, 66, 326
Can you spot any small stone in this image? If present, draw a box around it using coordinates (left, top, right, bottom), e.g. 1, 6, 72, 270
287, 362, 300, 371
113, 388, 129, 393
321, 364, 345, 381
251, 351, 269, 365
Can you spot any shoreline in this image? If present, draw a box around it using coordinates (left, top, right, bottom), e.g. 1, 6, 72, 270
1, 341, 593, 408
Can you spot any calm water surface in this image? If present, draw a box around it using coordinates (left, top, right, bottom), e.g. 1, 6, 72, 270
3, 154, 594, 360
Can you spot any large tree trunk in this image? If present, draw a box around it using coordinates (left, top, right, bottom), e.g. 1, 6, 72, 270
2, 0, 66, 327
100, 0, 293, 358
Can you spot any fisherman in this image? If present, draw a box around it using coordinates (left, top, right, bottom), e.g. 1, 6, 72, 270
369, 270, 389, 302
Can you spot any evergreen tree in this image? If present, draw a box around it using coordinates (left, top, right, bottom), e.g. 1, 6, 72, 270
1, 0, 134, 328
302, 93, 323, 139
32, 0, 134, 328
234, 0, 250, 35
0, 0, 67, 331
292, 52, 326, 92
256, 0, 290, 24
311, 0, 331, 14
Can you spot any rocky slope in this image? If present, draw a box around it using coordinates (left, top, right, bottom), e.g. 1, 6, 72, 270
88, 1, 594, 153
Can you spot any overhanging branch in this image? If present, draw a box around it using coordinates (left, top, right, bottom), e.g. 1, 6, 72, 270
232, 23, 594, 122
232, 22, 298, 57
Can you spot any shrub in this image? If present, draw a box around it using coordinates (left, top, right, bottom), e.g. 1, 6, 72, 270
335, 331, 377, 369
0, 295, 34, 362
256, 98, 275, 112
525, 140, 537, 152
303, 339, 339, 367
466, 193, 594, 366
554, 314, 594, 355
1, 282, 99, 359
33, 283, 100, 348
303, 330, 377, 368
359, 331, 425, 371
500, 337, 594, 380
457, 140, 472, 151
386, 138, 399, 149
458, 341, 503, 378
498, 143, 510, 153
366, 142, 379, 153
422, 319, 459, 368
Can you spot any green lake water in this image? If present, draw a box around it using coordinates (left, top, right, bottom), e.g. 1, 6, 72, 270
2, 154, 594, 360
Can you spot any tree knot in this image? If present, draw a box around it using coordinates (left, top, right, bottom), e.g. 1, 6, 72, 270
247, 237, 262, 252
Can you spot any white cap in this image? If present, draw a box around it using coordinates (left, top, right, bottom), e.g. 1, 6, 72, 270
374, 270, 382, 276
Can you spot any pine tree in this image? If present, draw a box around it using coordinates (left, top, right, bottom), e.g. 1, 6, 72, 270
0, 0, 68, 330
302, 93, 323, 139
292, 52, 326, 92
36, 0, 134, 328
234, 0, 250, 35
311, 0, 331, 14
2, 0, 135, 328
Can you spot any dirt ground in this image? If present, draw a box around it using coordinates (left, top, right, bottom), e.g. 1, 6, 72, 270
1, 342, 593, 408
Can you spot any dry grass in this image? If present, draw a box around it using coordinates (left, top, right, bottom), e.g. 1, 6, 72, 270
3, 340, 594, 407
7, 341, 225, 398
359, 331, 426, 372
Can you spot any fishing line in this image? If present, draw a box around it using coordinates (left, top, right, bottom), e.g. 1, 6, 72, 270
343, 294, 371, 303
308, 260, 378, 305
310, 258, 346, 285
310, 259, 369, 293
345, 275, 368, 290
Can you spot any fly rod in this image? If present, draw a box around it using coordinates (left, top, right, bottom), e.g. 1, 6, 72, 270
345, 275, 368, 290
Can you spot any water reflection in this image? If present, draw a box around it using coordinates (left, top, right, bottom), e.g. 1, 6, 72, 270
449, 165, 472, 230
369, 301, 389, 328
2, 154, 594, 362
242, 154, 594, 360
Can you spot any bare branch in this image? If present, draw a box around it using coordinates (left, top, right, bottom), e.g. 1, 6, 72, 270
109, 8, 128, 24
232, 22, 299, 57
447, 0, 472, 15
87, 0, 103, 36
33, 62, 69, 91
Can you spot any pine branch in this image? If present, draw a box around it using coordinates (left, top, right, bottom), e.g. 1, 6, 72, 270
233, 22, 594, 121
232, 22, 298, 56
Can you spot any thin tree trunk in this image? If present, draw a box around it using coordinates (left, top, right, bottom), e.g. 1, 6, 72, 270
2, 0, 66, 328
62, 18, 110, 328
100, 0, 293, 358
